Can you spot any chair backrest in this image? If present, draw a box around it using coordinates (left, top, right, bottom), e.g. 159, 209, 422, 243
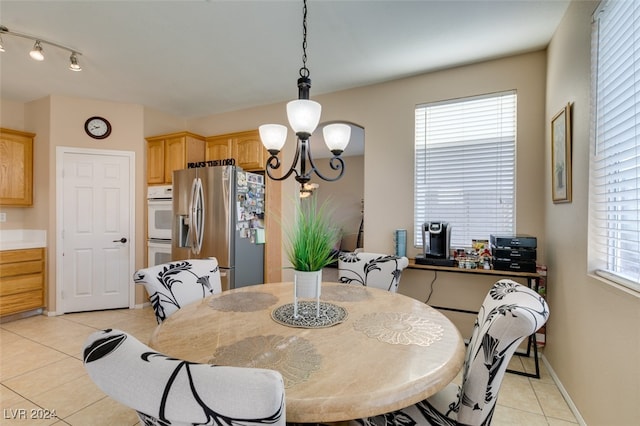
134, 258, 222, 323
338, 252, 409, 292
456, 279, 549, 425
83, 328, 285, 426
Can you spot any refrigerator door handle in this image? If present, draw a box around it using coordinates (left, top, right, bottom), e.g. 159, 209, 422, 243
196, 177, 205, 254
188, 177, 202, 255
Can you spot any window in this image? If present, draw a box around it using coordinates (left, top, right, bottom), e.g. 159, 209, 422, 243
589, 0, 640, 292
414, 91, 516, 248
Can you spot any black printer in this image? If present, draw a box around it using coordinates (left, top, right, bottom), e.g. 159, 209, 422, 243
490, 234, 537, 273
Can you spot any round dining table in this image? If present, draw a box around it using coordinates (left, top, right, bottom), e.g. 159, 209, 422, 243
148, 282, 465, 423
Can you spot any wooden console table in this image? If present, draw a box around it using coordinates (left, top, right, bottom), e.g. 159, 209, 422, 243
408, 259, 543, 378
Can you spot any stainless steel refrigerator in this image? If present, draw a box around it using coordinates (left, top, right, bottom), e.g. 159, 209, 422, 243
171, 165, 265, 291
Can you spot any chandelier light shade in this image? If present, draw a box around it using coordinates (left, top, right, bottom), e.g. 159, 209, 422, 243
259, 124, 288, 154
260, 0, 350, 187
323, 123, 351, 155
0, 25, 82, 71
286, 99, 322, 136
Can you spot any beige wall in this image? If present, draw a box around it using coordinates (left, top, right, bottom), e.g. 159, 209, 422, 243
0, 98, 26, 130
316, 155, 364, 251
545, 1, 640, 424
2, 96, 147, 312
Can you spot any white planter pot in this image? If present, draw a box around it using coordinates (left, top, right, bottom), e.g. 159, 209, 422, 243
293, 270, 322, 318
294, 270, 322, 298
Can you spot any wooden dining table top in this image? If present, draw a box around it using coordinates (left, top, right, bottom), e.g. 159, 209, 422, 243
148, 281, 466, 423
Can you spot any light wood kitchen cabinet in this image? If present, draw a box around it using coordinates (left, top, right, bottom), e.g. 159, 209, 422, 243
234, 130, 266, 171
147, 139, 165, 184
146, 132, 205, 185
204, 130, 267, 171
0, 128, 34, 206
0, 248, 46, 317
205, 135, 233, 162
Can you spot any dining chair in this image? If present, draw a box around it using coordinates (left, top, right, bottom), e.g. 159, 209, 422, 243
83, 328, 285, 426
133, 258, 222, 323
351, 279, 549, 426
338, 252, 409, 292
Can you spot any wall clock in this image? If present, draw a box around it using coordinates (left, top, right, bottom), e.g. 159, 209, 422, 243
84, 116, 112, 140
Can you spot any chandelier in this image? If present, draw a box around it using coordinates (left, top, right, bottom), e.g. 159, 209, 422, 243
259, 0, 351, 187
0, 25, 82, 71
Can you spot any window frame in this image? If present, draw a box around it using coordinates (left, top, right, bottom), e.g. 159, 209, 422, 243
414, 91, 517, 250
588, 0, 640, 294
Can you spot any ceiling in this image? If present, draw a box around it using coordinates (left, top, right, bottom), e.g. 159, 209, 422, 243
0, 0, 570, 121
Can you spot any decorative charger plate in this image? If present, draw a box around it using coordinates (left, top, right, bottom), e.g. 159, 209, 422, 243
208, 334, 321, 388
353, 312, 445, 346
271, 301, 348, 328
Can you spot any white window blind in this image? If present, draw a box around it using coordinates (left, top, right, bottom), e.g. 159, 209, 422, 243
589, 0, 640, 292
414, 92, 516, 248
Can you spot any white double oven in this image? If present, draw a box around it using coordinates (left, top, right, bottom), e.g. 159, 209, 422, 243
147, 185, 173, 267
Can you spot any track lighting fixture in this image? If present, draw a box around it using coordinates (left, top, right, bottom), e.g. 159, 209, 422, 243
69, 52, 82, 71
29, 40, 44, 61
0, 25, 82, 71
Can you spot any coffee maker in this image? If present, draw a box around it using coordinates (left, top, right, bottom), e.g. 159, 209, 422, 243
422, 221, 452, 258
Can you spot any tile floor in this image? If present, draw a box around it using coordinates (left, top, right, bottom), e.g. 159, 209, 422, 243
0, 307, 578, 425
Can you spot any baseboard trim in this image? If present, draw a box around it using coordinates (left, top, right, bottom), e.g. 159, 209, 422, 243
0, 308, 44, 322
541, 354, 586, 425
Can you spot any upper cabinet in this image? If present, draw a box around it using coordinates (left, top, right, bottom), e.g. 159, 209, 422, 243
205, 134, 233, 163
146, 132, 205, 185
234, 130, 266, 171
0, 128, 34, 206
205, 130, 267, 171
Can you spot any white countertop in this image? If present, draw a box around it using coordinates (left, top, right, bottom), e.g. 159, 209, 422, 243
0, 229, 47, 250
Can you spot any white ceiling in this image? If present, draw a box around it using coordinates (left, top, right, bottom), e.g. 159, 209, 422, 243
0, 0, 570, 121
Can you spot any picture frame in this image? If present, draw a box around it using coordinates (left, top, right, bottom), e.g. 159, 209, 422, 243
551, 103, 572, 203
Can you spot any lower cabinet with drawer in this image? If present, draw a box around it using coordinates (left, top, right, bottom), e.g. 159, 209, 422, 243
0, 248, 46, 317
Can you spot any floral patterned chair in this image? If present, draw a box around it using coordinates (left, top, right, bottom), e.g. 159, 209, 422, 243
338, 252, 409, 293
134, 258, 222, 323
351, 279, 549, 426
83, 328, 285, 426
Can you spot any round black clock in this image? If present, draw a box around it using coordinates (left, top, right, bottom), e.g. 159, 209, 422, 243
84, 116, 112, 139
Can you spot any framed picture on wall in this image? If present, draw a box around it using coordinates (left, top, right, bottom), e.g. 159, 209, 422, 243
551, 103, 572, 203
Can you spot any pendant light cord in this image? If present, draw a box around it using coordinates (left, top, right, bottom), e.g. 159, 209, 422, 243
299, 0, 310, 79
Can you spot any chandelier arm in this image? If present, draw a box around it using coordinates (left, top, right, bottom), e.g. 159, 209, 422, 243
298, 137, 310, 182
306, 152, 346, 182
264, 140, 303, 182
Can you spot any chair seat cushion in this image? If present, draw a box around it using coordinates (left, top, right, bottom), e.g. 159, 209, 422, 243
349, 384, 460, 426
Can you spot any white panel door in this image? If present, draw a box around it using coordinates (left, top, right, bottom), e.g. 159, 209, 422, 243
61, 150, 132, 313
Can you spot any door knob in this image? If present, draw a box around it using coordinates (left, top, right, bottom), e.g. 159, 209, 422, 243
113, 237, 127, 243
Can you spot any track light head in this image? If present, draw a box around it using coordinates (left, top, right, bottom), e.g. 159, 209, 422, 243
29, 40, 44, 61
69, 52, 82, 71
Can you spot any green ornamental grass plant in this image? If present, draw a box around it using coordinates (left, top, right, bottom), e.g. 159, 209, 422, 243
285, 194, 340, 272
